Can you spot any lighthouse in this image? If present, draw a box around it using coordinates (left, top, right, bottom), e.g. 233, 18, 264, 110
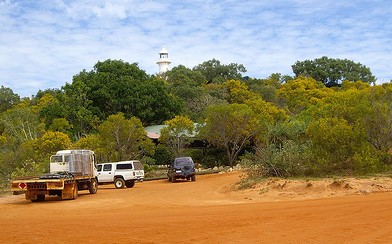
156, 47, 171, 74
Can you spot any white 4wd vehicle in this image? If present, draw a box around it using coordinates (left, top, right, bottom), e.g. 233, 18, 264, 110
97, 160, 144, 189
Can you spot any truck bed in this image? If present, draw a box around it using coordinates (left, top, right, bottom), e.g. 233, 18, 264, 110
10, 174, 94, 192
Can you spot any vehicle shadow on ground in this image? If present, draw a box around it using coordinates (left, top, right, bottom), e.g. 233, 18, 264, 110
4, 192, 93, 205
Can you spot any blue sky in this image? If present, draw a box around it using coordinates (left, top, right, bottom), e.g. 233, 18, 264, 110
1, 0, 391, 98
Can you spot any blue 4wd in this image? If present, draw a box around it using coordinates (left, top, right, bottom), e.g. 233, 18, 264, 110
167, 157, 196, 183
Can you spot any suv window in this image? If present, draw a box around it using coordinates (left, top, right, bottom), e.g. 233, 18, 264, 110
133, 162, 143, 170
174, 158, 194, 167
116, 163, 132, 170
103, 164, 112, 171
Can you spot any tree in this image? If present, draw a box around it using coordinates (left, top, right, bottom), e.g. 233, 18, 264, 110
353, 85, 392, 151
193, 59, 247, 84
62, 79, 98, 139
221, 79, 287, 124
0, 86, 20, 113
243, 73, 288, 103
292, 56, 376, 85
70, 59, 181, 125
159, 116, 195, 157
98, 113, 154, 161
306, 117, 365, 173
33, 131, 72, 160
1, 104, 44, 142
277, 76, 332, 114
165, 65, 208, 119
201, 103, 261, 166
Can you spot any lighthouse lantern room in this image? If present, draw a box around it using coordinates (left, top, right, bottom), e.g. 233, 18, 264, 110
156, 47, 171, 74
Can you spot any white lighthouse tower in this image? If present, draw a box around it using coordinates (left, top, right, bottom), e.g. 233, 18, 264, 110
156, 47, 171, 74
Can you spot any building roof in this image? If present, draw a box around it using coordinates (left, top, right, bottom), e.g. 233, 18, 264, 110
145, 125, 166, 139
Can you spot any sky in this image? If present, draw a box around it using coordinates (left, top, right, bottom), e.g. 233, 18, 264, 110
1, 0, 391, 98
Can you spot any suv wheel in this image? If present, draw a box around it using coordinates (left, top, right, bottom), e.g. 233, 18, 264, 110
125, 180, 135, 188
191, 175, 196, 181
171, 175, 176, 183
114, 178, 125, 189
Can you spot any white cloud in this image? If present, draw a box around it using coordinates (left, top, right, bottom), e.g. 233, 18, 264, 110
0, 0, 391, 97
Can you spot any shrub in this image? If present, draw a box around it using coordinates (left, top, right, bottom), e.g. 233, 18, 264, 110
241, 141, 311, 178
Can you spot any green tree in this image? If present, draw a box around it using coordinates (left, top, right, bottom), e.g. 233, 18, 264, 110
292, 56, 376, 85
153, 145, 173, 165
98, 113, 154, 161
165, 65, 208, 119
277, 76, 332, 114
33, 131, 72, 160
306, 117, 365, 173
243, 74, 288, 103
0, 86, 20, 113
159, 115, 195, 157
62, 80, 98, 139
353, 85, 392, 151
193, 59, 247, 84
70, 59, 181, 125
36, 91, 69, 131
1, 103, 44, 142
201, 103, 261, 166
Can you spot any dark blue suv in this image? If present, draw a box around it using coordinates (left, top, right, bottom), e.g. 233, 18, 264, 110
167, 157, 196, 182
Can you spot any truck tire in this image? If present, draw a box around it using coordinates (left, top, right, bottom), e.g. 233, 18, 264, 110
114, 178, 125, 189
88, 179, 98, 194
31, 194, 45, 202
72, 182, 78, 200
125, 180, 135, 188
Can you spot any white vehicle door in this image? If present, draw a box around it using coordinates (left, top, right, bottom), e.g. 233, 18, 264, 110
97, 164, 113, 183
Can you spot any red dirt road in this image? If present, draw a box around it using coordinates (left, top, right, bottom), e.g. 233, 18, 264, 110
1, 172, 392, 243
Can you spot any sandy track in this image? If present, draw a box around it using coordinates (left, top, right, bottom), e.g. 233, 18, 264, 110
1, 172, 392, 243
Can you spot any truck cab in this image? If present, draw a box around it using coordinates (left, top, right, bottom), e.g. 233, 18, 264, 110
97, 160, 144, 189
49, 149, 97, 177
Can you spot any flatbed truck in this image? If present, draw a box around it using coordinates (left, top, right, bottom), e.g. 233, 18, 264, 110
10, 149, 98, 202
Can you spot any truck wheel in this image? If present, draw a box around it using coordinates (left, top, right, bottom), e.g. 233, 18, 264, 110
72, 182, 78, 199
31, 194, 45, 202
88, 179, 98, 194
125, 180, 135, 188
114, 178, 125, 189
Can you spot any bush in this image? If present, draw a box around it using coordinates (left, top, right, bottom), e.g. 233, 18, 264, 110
153, 145, 172, 165
241, 141, 310, 178
351, 148, 389, 174
200, 148, 227, 168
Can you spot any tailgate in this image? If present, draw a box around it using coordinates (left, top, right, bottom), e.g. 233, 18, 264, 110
10, 179, 65, 192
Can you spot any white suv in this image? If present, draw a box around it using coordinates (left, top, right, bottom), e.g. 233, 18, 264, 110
97, 160, 144, 189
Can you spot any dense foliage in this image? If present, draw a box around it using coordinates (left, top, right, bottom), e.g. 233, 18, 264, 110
1, 57, 391, 188
292, 56, 376, 85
